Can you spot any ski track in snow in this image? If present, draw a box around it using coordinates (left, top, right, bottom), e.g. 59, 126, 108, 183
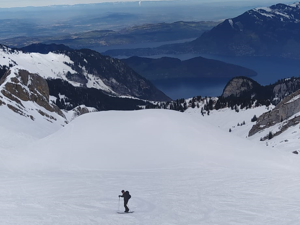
0, 165, 300, 225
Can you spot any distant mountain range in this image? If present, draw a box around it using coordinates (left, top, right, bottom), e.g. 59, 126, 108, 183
1, 21, 218, 50
122, 56, 257, 81
105, 2, 300, 60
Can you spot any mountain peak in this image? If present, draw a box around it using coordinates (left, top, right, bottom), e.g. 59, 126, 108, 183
187, 2, 300, 59
249, 2, 300, 23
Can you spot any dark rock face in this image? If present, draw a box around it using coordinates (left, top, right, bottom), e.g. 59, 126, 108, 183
0, 69, 65, 120
272, 78, 300, 104
47, 79, 154, 111
0, 65, 10, 79
222, 77, 261, 98
65, 49, 171, 101
220, 76, 300, 105
249, 89, 300, 137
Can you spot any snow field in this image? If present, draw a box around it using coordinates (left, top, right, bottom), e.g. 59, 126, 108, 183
0, 109, 300, 224
0, 161, 300, 225
187, 105, 300, 153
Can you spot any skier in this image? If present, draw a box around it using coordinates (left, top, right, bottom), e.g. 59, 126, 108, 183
119, 190, 131, 212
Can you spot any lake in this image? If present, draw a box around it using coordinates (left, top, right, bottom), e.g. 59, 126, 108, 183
150, 54, 300, 99
94, 44, 300, 100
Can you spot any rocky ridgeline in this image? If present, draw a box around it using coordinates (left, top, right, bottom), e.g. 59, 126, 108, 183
0, 69, 64, 121
249, 89, 300, 138
222, 77, 260, 98
221, 76, 300, 104
0, 68, 94, 123
272, 79, 300, 102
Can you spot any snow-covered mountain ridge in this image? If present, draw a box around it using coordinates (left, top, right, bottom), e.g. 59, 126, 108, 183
189, 1, 300, 59
253, 2, 300, 22
0, 44, 170, 101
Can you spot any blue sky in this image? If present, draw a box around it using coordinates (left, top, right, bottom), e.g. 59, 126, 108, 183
0, 0, 295, 8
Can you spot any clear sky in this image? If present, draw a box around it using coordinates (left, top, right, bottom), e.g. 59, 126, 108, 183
0, 0, 295, 8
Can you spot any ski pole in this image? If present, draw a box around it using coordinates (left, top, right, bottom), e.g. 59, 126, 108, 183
118, 196, 120, 212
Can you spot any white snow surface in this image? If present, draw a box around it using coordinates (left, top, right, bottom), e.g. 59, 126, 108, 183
228, 19, 234, 28
1, 109, 300, 224
0, 47, 114, 93
286, 94, 300, 104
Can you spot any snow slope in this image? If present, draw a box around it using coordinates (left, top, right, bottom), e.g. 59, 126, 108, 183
186, 104, 300, 153
1, 109, 300, 225
185, 104, 273, 140
0, 46, 114, 92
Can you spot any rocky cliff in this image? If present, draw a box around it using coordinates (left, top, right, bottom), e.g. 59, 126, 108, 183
249, 89, 300, 137
221, 76, 300, 105
222, 77, 261, 98
0, 67, 101, 127
0, 68, 66, 122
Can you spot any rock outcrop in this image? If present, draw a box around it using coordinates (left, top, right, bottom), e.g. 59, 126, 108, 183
0, 68, 66, 122
249, 89, 300, 137
68, 105, 98, 121
222, 77, 261, 98
272, 78, 300, 104
220, 76, 300, 106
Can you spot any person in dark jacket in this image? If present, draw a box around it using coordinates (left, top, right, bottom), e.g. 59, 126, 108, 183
119, 190, 131, 212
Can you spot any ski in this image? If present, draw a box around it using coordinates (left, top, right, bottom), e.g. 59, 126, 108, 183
117, 211, 134, 214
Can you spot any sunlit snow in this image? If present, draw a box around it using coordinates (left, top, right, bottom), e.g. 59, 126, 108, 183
0, 108, 300, 225
0, 48, 114, 93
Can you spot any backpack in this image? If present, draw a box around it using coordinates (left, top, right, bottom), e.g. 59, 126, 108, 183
126, 191, 131, 199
